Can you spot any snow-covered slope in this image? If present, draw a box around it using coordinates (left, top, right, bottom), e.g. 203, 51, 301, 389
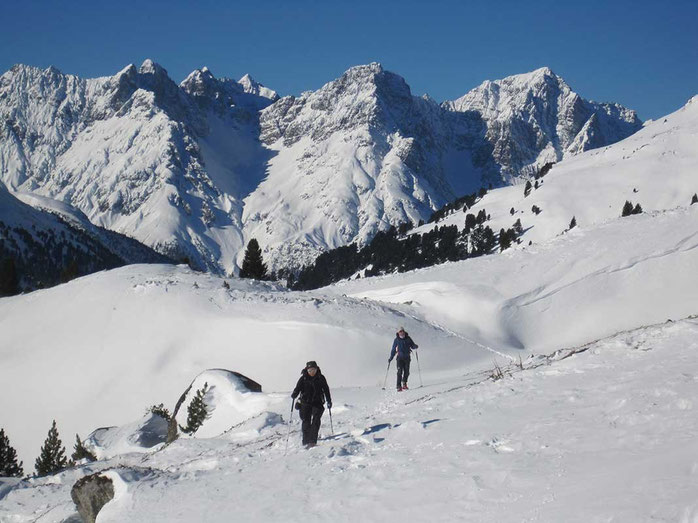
1, 197, 696, 470
419, 93, 698, 249
2, 316, 697, 522
0, 180, 169, 290
1, 62, 640, 273
444, 67, 642, 181
0, 264, 472, 469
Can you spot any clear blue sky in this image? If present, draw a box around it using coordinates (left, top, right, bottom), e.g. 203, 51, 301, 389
1, 0, 696, 120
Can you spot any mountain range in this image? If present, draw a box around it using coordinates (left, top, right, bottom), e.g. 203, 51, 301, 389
0, 61, 642, 273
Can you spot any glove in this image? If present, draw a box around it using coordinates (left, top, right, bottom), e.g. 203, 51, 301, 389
326, 401, 332, 409
414, 344, 419, 349
291, 392, 298, 399
388, 357, 393, 363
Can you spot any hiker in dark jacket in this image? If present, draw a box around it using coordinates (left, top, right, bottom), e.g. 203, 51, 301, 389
291, 361, 332, 447
389, 327, 418, 391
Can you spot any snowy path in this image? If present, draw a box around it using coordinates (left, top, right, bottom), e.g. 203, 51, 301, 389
3, 317, 697, 522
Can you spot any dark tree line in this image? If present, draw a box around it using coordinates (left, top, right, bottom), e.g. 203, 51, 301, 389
293, 207, 518, 290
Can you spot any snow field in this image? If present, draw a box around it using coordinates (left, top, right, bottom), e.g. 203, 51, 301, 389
2, 317, 697, 521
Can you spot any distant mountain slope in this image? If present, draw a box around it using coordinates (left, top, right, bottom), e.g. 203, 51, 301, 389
443, 67, 642, 181
0, 61, 641, 273
427, 93, 698, 247
0, 61, 276, 272
293, 94, 697, 288
0, 181, 170, 292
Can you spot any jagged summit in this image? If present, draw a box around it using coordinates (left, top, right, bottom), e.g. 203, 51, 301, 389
236, 73, 278, 101
138, 58, 167, 76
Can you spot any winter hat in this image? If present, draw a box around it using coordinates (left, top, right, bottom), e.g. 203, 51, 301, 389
305, 361, 318, 369
398, 326, 405, 332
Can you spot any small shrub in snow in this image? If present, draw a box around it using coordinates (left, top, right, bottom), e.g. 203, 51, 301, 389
692, 193, 698, 205
180, 383, 210, 435
222, 280, 230, 289
489, 360, 506, 381
633, 203, 643, 214
621, 200, 634, 217
510, 207, 515, 215
524, 181, 532, 197
0, 428, 24, 477
35, 420, 68, 476
531, 205, 541, 215
569, 216, 577, 230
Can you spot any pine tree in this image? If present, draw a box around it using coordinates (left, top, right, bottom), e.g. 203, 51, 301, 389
512, 219, 523, 236
632, 203, 643, 215
148, 403, 171, 421
71, 434, 96, 463
180, 383, 209, 435
499, 228, 513, 251
569, 216, 577, 229
692, 193, 698, 205
35, 420, 68, 476
239, 239, 268, 280
0, 257, 19, 297
0, 428, 24, 477
621, 200, 634, 217
524, 180, 532, 197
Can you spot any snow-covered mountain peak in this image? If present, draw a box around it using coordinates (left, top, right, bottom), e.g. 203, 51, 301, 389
237, 73, 278, 101
138, 58, 166, 76
443, 67, 642, 179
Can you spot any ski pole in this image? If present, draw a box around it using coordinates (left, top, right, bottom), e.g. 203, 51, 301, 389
284, 398, 295, 454
382, 360, 392, 389
415, 351, 423, 387
328, 406, 334, 436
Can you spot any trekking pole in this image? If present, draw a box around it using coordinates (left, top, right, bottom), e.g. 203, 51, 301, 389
284, 399, 295, 454
381, 360, 392, 389
415, 351, 423, 388
328, 406, 334, 436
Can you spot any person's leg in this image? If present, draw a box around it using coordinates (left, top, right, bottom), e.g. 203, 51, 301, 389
403, 359, 411, 387
396, 358, 404, 388
309, 405, 324, 444
300, 404, 312, 445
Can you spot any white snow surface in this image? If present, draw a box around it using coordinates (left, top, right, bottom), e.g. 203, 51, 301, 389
1, 317, 697, 522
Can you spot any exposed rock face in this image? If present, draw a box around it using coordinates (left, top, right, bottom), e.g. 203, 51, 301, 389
71, 473, 114, 523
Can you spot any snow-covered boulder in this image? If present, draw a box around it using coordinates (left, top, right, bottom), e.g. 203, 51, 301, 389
173, 369, 276, 439
71, 473, 114, 523
84, 412, 168, 460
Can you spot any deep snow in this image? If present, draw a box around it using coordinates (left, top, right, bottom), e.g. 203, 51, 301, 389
1, 317, 697, 522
